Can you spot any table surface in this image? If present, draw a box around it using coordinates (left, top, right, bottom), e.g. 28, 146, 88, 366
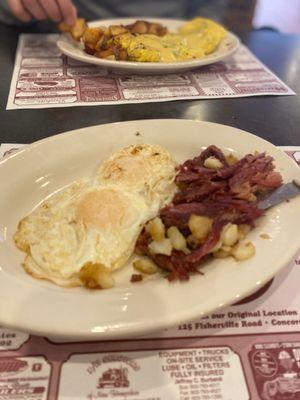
1, 24, 300, 146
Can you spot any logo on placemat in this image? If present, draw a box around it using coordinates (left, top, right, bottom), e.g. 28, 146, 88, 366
87, 354, 141, 398
97, 366, 130, 388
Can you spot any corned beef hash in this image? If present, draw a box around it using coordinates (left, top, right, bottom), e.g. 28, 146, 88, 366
14, 144, 283, 289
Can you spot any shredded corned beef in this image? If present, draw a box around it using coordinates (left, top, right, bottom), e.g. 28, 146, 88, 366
135, 145, 283, 281
161, 198, 263, 228
185, 221, 227, 264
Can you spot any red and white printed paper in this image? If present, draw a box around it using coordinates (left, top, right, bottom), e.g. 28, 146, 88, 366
0, 143, 300, 400
6, 34, 295, 110
58, 347, 248, 399
0, 356, 51, 399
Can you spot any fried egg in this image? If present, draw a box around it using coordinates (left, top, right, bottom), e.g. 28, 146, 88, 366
97, 143, 177, 207
14, 144, 177, 288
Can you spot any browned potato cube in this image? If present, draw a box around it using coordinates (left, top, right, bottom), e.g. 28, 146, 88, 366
237, 224, 251, 240
70, 18, 87, 41
148, 23, 160, 35
226, 154, 239, 166
83, 27, 104, 46
130, 20, 149, 34
157, 26, 168, 36
231, 241, 255, 261
147, 23, 167, 36
145, 217, 165, 242
103, 27, 111, 37
79, 262, 114, 289
188, 215, 213, 242
109, 25, 128, 36
133, 258, 158, 275
95, 48, 115, 59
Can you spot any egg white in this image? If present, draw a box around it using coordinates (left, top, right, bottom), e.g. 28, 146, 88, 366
14, 144, 177, 288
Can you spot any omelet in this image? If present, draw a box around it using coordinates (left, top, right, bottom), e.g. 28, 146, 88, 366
14, 144, 177, 289
113, 17, 226, 62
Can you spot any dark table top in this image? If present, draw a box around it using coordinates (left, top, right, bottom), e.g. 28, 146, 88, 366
0, 24, 300, 146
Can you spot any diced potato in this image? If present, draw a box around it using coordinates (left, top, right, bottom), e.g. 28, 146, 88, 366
125, 20, 167, 36
188, 215, 213, 242
226, 154, 239, 165
79, 263, 114, 289
157, 27, 168, 36
237, 224, 251, 240
203, 156, 223, 169
221, 223, 238, 246
130, 20, 149, 34
146, 217, 165, 242
83, 27, 104, 45
213, 248, 231, 259
148, 238, 172, 256
148, 24, 159, 35
147, 23, 165, 35
70, 18, 87, 41
109, 25, 128, 36
103, 27, 111, 37
95, 48, 115, 59
167, 226, 187, 251
133, 258, 158, 275
97, 270, 114, 289
231, 241, 255, 261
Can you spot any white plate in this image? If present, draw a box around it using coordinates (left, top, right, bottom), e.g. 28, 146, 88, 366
0, 119, 299, 340
57, 18, 240, 74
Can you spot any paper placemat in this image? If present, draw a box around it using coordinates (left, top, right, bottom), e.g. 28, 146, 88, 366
6, 34, 295, 110
0, 144, 299, 400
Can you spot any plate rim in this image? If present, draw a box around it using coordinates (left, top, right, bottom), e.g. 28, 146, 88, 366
57, 17, 240, 71
1, 119, 299, 340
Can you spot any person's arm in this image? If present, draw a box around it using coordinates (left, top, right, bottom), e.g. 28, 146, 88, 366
7, 0, 77, 24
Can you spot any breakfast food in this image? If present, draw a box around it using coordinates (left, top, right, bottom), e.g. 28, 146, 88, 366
14, 144, 177, 289
135, 146, 283, 281
59, 17, 227, 62
14, 144, 283, 289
